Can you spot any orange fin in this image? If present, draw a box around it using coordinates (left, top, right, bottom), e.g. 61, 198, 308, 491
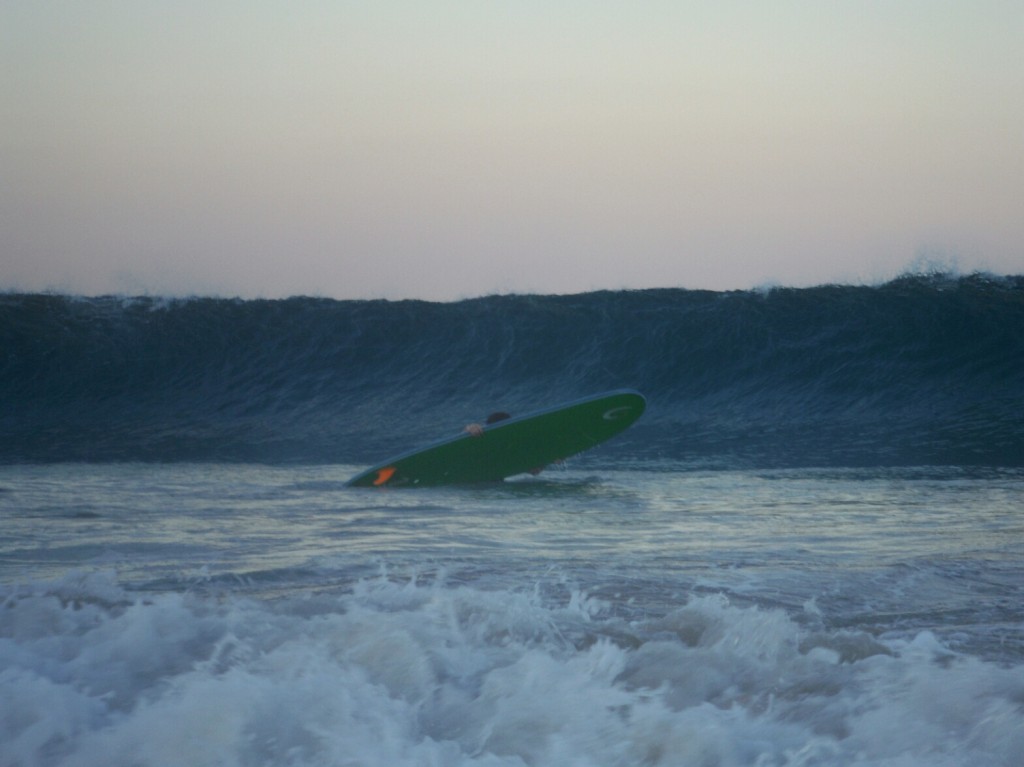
373, 466, 396, 486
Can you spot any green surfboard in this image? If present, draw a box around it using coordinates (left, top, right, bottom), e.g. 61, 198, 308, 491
346, 389, 646, 487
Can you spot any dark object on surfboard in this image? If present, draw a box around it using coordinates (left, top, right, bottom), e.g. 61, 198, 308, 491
346, 389, 646, 488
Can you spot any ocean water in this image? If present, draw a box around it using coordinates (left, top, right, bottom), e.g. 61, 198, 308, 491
2, 274, 1023, 766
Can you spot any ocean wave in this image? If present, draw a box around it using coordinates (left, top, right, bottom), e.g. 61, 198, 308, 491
2, 273, 1022, 466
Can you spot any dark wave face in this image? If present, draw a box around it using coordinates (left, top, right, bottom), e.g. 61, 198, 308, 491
2, 273, 1023, 467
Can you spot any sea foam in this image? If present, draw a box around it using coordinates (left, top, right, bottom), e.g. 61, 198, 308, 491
3, 572, 1022, 766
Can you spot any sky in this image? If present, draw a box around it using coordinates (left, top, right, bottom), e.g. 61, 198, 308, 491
2, 1, 1022, 301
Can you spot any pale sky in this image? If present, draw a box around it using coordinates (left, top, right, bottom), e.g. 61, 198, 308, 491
2, 1, 1022, 300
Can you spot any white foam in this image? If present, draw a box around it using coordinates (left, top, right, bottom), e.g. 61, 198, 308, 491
2, 573, 1022, 766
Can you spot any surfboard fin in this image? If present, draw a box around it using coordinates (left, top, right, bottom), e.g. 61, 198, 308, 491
373, 467, 396, 486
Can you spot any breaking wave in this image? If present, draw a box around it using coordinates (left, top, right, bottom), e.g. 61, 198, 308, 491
3, 273, 1022, 466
